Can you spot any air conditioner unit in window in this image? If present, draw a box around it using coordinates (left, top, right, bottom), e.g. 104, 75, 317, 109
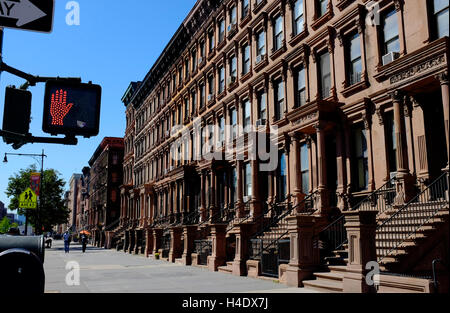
382, 52, 400, 66
255, 54, 265, 64
227, 76, 236, 85
256, 119, 266, 127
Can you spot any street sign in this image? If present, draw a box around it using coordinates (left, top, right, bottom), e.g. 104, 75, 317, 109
42, 80, 102, 138
19, 188, 37, 209
0, 0, 54, 33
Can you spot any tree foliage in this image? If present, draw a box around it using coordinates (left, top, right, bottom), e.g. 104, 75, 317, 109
5, 165, 70, 233
0, 217, 18, 234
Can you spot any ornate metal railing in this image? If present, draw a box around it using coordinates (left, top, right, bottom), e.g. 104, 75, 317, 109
377, 172, 449, 262
104, 218, 120, 231
194, 239, 212, 266
354, 177, 396, 216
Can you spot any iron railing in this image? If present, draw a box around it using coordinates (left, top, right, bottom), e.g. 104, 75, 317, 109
104, 218, 120, 232
377, 172, 449, 262
194, 239, 212, 266
354, 177, 396, 216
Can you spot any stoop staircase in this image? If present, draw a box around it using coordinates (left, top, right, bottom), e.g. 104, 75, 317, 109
303, 172, 449, 293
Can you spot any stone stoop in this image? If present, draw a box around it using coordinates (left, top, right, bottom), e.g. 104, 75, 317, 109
217, 262, 234, 274
175, 258, 184, 265
302, 266, 346, 293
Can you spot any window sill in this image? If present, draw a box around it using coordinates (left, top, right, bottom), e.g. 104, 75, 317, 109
240, 71, 253, 84
208, 49, 216, 61
252, 0, 267, 14
254, 56, 268, 73
217, 39, 227, 52
341, 75, 369, 98
217, 90, 227, 101
289, 28, 309, 47
240, 14, 252, 28
311, 9, 334, 31
270, 42, 287, 61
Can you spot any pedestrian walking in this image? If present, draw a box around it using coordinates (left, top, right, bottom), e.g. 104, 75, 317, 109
63, 231, 71, 253
81, 233, 88, 253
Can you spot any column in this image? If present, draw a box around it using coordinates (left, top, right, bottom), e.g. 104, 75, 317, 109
200, 172, 207, 222
230, 223, 253, 276
169, 226, 183, 263
335, 127, 347, 211
343, 210, 377, 293
210, 169, 217, 219
250, 160, 261, 217
207, 224, 227, 272
181, 225, 198, 265
436, 72, 449, 169
152, 228, 163, 255
315, 123, 329, 212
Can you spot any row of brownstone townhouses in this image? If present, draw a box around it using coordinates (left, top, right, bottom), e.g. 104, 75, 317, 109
70, 0, 449, 293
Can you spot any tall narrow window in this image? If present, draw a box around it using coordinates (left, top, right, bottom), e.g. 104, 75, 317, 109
244, 163, 252, 198
243, 44, 250, 74
300, 143, 309, 194
184, 97, 190, 119
218, 66, 225, 94
191, 90, 197, 114
256, 30, 266, 57
231, 167, 237, 203
257, 91, 267, 122
293, 0, 304, 36
318, 0, 328, 17
219, 116, 225, 147
319, 52, 331, 99
192, 49, 197, 71
185, 59, 190, 79
347, 33, 362, 85
218, 19, 225, 43
208, 75, 214, 97
433, 0, 449, 38
230, 55, 237, 79
230, 6, 237, 25
231, 108, 237, 140
277, 152, 287, 201
295, 66, 306, 107
352, 124, 369, 191
385, 111, 397, 174
208, 29, 215, 53
243, 99, 251, 132
242, 0, 249, 19
274, 16, 284, 51
275, 80, 285, 120
200, 83, 205, 108
200, 40, 206, 59
382, 9, 400, 55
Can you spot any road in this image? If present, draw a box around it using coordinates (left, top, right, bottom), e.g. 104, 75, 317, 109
44, 240, 316, 293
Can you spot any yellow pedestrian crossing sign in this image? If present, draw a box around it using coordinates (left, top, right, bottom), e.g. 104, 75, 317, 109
19, 188, 37, 209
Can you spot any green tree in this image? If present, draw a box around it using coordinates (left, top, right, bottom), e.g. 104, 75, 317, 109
0, 216, 18, 234
5, 165, 70, 234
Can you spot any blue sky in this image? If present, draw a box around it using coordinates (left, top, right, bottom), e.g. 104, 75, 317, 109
0, 0, 197, 211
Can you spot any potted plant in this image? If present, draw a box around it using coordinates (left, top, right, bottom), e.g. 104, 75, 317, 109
154, 253, 160, 260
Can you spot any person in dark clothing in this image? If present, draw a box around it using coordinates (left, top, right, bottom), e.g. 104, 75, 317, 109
80, 233, 88, 253
63, 231, 71, 253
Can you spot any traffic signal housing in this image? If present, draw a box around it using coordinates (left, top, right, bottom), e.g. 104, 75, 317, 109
2, 87, 32, 144
42, 80, 101, 137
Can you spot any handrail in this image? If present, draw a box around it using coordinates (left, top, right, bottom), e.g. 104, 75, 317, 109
377, 172, 449, 261
104, 218, 120, 231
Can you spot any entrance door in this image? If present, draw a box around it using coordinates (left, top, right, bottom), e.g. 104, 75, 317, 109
326, 135, 338, 207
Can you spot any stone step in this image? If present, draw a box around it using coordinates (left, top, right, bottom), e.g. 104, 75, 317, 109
174, 258, 184, 265
303, 279, 343, 293
217, 265, 233, 274
314, 271, 344, 282
327, 265, 348, 273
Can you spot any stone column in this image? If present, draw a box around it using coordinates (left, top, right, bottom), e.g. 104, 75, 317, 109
343, 210, 378, 293
207, 224, 227, 271
231, 223, 253, 276
210, 170, 217, 218
291, 134, 302, 208
250, 160, 261, 217
200, 172, 207, 222
181, 225, 197, 265
169, 226, 183, 263
391, 90, 414, 204
315, 123, 329, 212
236, 161, 245, 218
152, 228, 163, 255
284, 215, 316, 287
335, 127, 347, 211
436, 72, 449, 169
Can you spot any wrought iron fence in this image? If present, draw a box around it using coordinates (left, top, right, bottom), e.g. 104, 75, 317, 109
194, 239, 212, 266
377, 172, 449, 262
354, 177, 396, 216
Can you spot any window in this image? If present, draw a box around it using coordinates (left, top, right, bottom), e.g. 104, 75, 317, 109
433, 0, 449, 38
275, 80, 285, 120
230, 6, 237, 25
244, 163, 252, 198
318, 51, 331, 99
172, 74, 177, 92
243, 99, 251, 132
352, 124, 369, 191
178, 66, 183, 84
231, 167, 237, 202
230, 55, 237, 78
273, 16, 284, 51
231, 108, 237, 139
219, 116, 225, 147
256, 30, 266, 57
347, 33, 362, 85
382, 9, 400, 55
208, 75, 214, 96
242, 44, 250, 74
242, 0, 249, 19
218, 66, 225, 94
318, 0, 328, 18
200, 83, 205, 107
293, 0, 304, 35
385, 111, 397, 174
257, 91, 267, 121
185, 59, 190, 79
208, 30, 215, 52
295, 66, 306, 107
200, 40, 206, 59
218, 19, 225, 43
300, 143, 309, 194
191, 90, 197, 113
184, 97, 190, 119
192, 49, 197, 71
277, 152, 287, 201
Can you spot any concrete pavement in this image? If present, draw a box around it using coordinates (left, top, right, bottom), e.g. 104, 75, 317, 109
44, 240, 317, 293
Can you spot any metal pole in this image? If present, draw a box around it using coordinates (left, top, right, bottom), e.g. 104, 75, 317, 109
38, 149, 44, 235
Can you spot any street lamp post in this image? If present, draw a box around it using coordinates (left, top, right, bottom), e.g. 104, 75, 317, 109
3, 150, 47, 235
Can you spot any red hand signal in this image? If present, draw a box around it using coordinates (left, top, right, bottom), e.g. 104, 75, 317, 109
50, 89, 73, 126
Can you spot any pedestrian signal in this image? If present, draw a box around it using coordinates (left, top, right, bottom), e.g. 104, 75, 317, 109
2, 87, 32, 144
42, 80, 101, 137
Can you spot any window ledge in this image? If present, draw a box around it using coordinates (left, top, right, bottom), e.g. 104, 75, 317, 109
270, 42, 287, 61
240, 71, 253, 84
252, 0, 267, 14
341, 75, 369, 98
311, 9, 334, 31
289, 28, 309, 47
240, 14, 252, 28
254, 56, 268, 72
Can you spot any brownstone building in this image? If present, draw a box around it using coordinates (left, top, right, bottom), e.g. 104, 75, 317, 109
115, 0, 449, 292
87, 137, 124, 248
